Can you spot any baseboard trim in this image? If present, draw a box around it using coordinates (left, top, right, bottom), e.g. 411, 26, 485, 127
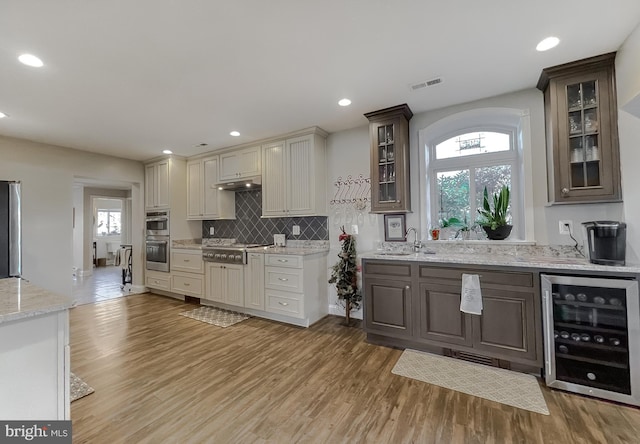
76, 268, 93, 278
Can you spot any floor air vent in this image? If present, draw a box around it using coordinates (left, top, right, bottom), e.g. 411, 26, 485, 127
444, 349, 511, 369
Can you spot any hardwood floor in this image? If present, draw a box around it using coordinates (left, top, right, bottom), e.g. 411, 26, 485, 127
70, 294, 640, 443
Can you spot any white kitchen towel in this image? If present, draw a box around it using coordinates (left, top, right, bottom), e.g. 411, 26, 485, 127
460, 273, 482, 315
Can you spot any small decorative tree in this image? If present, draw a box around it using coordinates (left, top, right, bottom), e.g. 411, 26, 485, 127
328, 226, 362, 326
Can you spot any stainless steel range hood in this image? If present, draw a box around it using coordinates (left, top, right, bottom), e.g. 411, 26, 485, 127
215, 175, 262, 191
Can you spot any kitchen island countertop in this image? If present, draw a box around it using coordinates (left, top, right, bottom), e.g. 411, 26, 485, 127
0, 278, 72, 324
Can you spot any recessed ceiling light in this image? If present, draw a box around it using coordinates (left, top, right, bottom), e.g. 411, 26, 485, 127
162, 149, 173, 154
18, 53, 44, 67
230, 131, 240, 137
536, 37, 560, 52
245, 183, 251, 188
338, 98, 352, 107
0, 112, 7, 119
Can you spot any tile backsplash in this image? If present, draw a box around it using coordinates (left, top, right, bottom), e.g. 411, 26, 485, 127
202, 190, 328, 244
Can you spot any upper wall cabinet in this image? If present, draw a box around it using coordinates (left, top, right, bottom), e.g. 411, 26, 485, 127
365, 104, 413, 213
262, 130, 328, 217
187, 156, 235, 220
537, 53, 621, 204
145, 159, 170, 209
219, 146, 261, 182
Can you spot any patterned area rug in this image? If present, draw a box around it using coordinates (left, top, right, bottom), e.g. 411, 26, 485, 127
392, 349, 549, 415
180, 306, 251, 328
70, 372, 94, 402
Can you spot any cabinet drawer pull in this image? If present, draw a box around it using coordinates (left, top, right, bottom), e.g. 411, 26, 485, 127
184, 259, 190, 262
278, 259, 288, 263
184, 283, 190, 286
278, 278, 289, 281
278, 302, 289, 306
561, 187, 569, 195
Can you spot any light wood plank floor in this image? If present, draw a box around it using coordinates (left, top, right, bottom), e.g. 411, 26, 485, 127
70, 294, 640, 443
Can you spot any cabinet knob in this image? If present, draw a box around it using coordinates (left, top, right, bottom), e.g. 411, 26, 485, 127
405, 285, 410, 290
561, 187, 569, 195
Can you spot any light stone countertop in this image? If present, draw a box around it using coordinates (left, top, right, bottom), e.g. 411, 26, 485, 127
248, 246, 330, 256
360, 251, 640, 274
0, 278, 72, 324
172, 239, 203, 250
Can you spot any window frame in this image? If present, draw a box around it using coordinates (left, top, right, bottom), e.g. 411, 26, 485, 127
418, 108, 534, 242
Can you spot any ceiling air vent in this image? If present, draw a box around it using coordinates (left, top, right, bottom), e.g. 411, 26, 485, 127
410, 77, 443, 91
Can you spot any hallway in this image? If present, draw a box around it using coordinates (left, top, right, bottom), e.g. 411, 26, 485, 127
72, 266, 143, 306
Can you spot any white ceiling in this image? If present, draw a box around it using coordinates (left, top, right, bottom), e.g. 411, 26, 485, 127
1, 1, 639, 162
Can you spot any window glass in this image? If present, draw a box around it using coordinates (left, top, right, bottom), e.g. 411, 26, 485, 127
475, 165, 512, 223
96, 210, 121, 236
435, 132, 510, 159
436, 170, 470, 224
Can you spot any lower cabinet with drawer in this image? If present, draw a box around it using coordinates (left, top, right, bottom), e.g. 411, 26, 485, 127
363, 260, 542, 370
262, 253, 327, 326
170, 248, 205, 298
146, 269, 171, 291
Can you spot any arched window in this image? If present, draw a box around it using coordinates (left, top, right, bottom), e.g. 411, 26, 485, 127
418, 108, 533, 241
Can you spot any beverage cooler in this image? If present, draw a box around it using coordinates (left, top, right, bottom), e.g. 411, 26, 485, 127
542, 274, 640, 405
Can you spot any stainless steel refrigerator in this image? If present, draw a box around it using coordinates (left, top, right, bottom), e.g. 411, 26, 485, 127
0, 181, 21, 278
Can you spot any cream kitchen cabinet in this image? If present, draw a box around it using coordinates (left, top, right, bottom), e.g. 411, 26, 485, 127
206, 262, 244, 308
145, 159, 170, 209
187, 156, 235, 220
219, 145, 261, 182
245, 252, 265, 310
264, 253, 327, 324
171, 249, 205, 298
145, 269, 171, 291
261, 130, 328, 217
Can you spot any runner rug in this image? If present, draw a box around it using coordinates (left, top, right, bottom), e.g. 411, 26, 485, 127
392, 349, 549, 415
70, 372, 94, 402
180, 306, 251, 328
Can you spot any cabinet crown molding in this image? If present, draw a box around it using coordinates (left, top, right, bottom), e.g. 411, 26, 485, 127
537, 52, 616, 91
364, 103, 413, 121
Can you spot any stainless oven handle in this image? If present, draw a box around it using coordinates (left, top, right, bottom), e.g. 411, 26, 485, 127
146, 240, 168, 246
146, 217, 169, 222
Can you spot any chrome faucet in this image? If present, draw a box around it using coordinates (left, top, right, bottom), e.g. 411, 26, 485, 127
405, 227, 422, 252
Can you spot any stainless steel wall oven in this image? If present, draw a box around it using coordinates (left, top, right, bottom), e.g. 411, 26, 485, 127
542, 274, 640, 406
145, 236, 169, 272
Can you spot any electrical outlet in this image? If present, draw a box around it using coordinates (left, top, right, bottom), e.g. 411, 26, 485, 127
559, 220, 573, 235
352, 224, 359, 235
209, 227, 215, 235
292, 225, 300, 235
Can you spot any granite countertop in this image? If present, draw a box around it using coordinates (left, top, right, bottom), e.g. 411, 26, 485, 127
172, 239, 203, 250
0, 278, 72, 324
360, 251, 640, 274
248, 245, 330, 256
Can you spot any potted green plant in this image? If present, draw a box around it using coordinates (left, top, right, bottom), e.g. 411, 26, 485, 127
477, 186, 512, 240
440, 216, 474, 240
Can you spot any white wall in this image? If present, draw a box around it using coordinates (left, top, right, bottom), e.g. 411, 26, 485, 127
616, 21, 640, 263
0, 135, 145, 297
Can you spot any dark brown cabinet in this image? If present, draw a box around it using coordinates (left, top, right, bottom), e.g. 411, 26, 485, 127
364, 104, 413, 213
537, 53, 621, 204
418, 281, 473, 347
363, 261, 413, 340
363, 259, 543, 370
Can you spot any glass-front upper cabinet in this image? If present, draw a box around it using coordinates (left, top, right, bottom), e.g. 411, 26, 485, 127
365, 104, 413, 213
538, 53, 621, 204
